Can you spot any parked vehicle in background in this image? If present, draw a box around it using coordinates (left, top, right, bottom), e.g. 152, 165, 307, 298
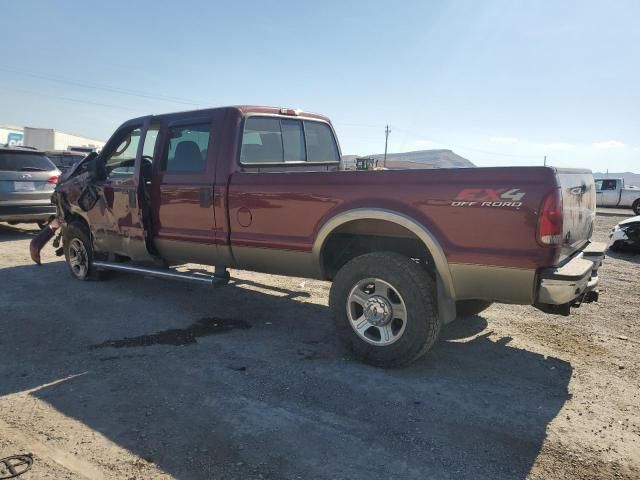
0, 146, 59, 228
608, 215, 640, 251
23, 127, 103, 152
51, 106, 605, 367
46, 150, 86, 173
595, 178, 640, 214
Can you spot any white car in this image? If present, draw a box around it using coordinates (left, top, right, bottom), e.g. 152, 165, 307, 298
608, 215, 640, 251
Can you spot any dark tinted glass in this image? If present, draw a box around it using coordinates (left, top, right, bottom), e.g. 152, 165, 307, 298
241, 117, 283, 163
303, 121, 340, 162
602, 180, 617, 190
0, 152, 57, 171
281, 119, 305, 162
164, 123, 210, 172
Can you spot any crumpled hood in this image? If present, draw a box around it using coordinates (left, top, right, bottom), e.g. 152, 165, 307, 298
618, 215, 640, 226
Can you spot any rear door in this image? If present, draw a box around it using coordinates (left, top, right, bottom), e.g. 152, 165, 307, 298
151, 112, 223, 264
600, 179, 620, 206
0, 151, 58, 209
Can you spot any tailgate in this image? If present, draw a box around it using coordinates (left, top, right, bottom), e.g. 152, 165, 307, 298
556, 169, 596, 262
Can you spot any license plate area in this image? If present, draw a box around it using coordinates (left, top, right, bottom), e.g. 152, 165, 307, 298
14, 181, 36, 192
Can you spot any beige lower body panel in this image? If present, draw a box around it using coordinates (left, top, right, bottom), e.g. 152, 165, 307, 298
449, 263, 536, 305
231, 246, 321, 279
153, 240, 322, 279
154, 238, 220, 266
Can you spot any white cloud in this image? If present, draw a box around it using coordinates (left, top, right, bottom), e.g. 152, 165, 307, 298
544, 142, 575, 150
592, 140, 626, 149
489, 136, 519, 143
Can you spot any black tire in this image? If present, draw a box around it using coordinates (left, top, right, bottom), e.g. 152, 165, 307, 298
63, 222, 101, 281
456, 300, 493, 318
633, 199, 640, 216
329, 251, 440, 368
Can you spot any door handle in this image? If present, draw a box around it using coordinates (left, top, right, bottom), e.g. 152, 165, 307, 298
199, 187, 213, 208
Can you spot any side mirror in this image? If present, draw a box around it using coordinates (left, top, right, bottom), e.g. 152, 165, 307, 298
86, 153, 107, 181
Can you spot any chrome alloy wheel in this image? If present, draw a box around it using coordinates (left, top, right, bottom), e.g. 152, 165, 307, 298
346, 278, 407, 346
68, 237, 89, 279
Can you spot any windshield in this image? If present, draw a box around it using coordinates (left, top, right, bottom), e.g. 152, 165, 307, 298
0, 152, 57, 171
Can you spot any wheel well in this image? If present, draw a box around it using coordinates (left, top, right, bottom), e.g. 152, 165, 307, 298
321, 219, 435, 280
65, 214, 90, 232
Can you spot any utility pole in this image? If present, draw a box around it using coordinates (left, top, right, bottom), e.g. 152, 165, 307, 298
543, 155, 547, 166
384, 125, 391, 168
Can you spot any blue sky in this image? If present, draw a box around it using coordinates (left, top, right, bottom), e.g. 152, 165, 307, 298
1, 0, 638, 171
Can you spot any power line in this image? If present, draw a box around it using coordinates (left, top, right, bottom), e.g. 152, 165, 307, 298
335, 122, 541, 159
0, 84, 147, 114
0, 67, 209, 108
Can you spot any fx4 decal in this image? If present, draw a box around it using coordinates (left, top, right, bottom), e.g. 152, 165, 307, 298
452, 188, 525, 208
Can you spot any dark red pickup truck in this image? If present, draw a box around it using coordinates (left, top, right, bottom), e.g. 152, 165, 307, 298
52, 105, 605, 367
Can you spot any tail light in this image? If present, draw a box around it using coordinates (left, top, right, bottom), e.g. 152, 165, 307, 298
47, 175, 59, 184
538, 189, 563, 245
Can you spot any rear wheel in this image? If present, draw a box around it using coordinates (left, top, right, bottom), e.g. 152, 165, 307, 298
63, 222, 101, 281
456, 300, 493, 318
632, 199, 640, 215
330, 252, 440, 368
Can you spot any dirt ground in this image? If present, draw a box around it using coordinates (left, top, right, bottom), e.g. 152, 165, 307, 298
0, 212, 638, 479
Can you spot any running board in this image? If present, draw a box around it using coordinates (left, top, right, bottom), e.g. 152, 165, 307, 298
93, 261, 229, 287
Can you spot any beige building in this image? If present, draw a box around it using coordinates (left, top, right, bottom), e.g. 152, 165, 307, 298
1, 125, 104, 151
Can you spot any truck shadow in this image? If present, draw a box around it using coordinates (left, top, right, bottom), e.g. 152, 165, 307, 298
0, 223, 39, 242
607, 248, 640, 264
0, 263, 571, 480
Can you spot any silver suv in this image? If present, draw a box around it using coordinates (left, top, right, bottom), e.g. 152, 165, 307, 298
0, 146, 60, 228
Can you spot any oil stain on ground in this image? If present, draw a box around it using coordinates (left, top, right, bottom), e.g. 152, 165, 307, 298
90, 317, 251, 349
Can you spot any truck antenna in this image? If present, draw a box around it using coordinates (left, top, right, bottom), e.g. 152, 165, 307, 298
544, 155, 547, 166
384, 125, 391, 168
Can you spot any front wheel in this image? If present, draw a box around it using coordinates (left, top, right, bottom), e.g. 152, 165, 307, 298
63, 222, 101, 281
329, 252, 440, 368
632, 199, 640, 216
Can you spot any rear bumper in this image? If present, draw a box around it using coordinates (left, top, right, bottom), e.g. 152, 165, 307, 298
535, 242, 606, 312
0, 204, 56, 223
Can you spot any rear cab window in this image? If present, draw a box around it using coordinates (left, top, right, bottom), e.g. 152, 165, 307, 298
0, 151, 57, 172
240, 116, 340, 165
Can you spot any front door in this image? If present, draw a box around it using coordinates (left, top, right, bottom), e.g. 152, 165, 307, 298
151, 114, 221, 265
87, 121, 155, 261
597, 179, 619, 206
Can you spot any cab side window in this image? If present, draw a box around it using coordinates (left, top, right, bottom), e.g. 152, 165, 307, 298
163, 123, 210, 173
602, 180, 617, 191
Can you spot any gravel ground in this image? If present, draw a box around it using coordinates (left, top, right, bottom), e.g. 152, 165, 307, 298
0, 213, 638, 479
